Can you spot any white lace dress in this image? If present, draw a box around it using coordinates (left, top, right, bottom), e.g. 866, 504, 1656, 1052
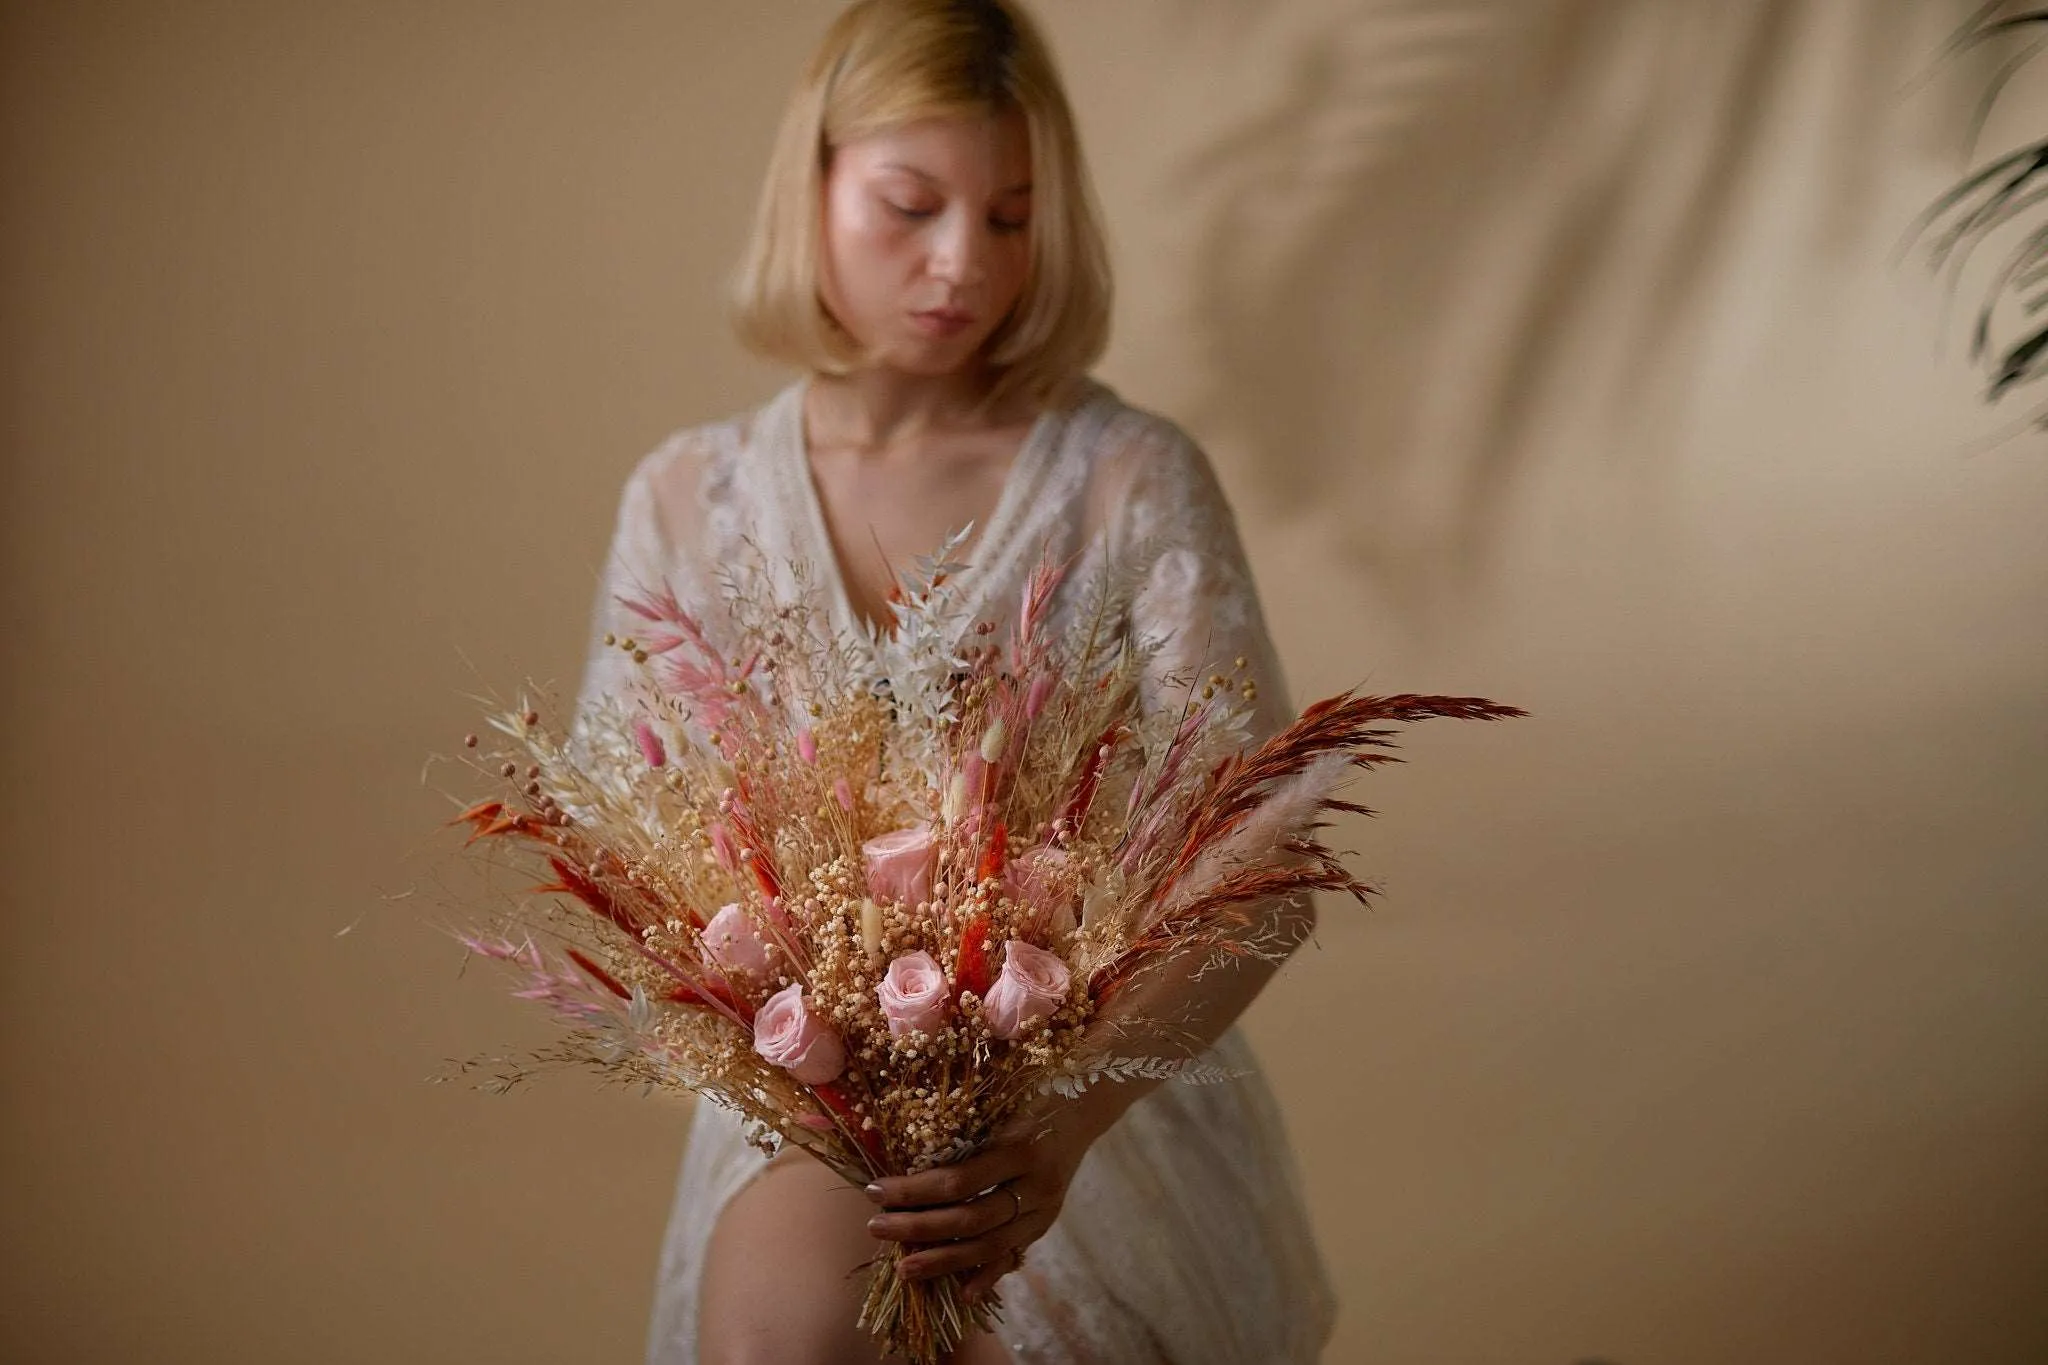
574, 375, 1338, 1364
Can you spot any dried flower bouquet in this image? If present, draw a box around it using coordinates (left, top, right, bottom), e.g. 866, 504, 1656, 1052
438, 534, 1520, 1362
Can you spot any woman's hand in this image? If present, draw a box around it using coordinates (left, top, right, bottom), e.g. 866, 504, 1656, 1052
862, 1096, 1102, 1303
861, 924, 1302, 1303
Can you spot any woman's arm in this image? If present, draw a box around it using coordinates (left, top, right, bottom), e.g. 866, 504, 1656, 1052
572, 427, 736, 729
1042, 889, 1315, 1135
574, 454, 668, 724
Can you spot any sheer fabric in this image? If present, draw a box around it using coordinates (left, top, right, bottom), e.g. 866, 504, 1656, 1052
574, 376, 1337, 1364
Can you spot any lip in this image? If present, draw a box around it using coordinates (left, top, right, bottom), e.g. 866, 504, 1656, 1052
910, 309, 975, 337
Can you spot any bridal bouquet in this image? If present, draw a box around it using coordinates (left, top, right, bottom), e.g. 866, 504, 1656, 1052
437, 534, 1519, 1362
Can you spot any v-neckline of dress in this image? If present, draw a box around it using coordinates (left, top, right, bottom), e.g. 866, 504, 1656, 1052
773, 374, 1066, 646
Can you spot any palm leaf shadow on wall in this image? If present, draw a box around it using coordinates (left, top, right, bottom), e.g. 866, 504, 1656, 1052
1159, 0, 1988, 620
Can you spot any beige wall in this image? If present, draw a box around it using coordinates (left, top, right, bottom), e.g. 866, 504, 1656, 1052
4, 2, 2044, 1361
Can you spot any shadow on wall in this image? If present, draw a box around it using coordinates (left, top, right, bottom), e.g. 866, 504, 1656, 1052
1157, 0, 2001, 621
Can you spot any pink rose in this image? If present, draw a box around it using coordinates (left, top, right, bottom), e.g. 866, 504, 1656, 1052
753, 983, 847, 1085
1003, 846, 1078, 929
702, 902, 775, 978
863, 823, 936, 906
876, 951, 951, 1037
983, 940, 1072, 1040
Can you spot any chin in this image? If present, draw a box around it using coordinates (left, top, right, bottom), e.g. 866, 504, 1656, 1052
882, 338, 987, 377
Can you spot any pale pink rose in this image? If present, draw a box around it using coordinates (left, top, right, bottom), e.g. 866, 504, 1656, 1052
753, 983, 847, 1084
1002, 846, 1077, 923
983, 940, 1072, 1040
876, 951, 951, 1037
863, 823, 936, 905
702, 902, 774, 978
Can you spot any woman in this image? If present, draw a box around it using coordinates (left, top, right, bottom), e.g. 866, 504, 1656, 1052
575, 2, 1338, 1360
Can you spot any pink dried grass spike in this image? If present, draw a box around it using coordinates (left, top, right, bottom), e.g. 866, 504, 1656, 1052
1023, 673, 1055, 720
1160, 692, 1522, 895
632, 720, 667, 768
1112, 692, 1527, 968
1014, 556, 1068, 654
1053, 722, 1127, 844
617, 583, 776, 738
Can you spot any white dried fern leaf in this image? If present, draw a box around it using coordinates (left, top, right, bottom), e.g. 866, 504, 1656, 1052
1037, 1053, 1248, 1099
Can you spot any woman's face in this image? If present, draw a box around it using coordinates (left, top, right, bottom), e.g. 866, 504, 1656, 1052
818, 110, 1034, 377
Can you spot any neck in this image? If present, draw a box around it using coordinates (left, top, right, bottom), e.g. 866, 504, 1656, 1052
804, 365, 1010, 450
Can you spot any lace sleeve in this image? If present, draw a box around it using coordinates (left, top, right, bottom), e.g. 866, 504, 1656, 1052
1121, 424, 1298, 748
571, 428, 724, 727
1096, 412, 1322, 970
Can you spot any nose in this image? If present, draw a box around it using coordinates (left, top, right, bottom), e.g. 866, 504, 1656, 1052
926, 211, 990, 289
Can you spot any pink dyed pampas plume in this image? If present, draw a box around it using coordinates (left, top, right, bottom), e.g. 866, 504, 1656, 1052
430, 539, 1520, 1363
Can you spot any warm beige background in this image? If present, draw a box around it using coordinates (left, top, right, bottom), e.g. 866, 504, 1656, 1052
4, 2, 2044, 1362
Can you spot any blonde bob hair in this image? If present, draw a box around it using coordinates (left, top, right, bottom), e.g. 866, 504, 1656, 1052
730, 0, 1112, 411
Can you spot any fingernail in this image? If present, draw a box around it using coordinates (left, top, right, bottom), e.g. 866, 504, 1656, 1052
866, 1216, 887, 1236
864, 1182, 885, 1201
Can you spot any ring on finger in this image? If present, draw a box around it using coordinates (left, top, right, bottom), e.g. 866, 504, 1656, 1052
994, 1182, 1022, 1225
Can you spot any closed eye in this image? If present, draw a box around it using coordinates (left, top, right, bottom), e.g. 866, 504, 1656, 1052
888, 203, 1028, 234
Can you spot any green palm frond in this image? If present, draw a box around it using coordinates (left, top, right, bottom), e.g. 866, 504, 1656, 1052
1907, 3, 2048, 425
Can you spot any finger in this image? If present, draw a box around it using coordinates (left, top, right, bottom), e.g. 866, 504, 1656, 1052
865, 1146, 1030, 1209
961, 1249, 1023, 1305
867, 1184, 1019, 1244
898, 1224, 1035, 1282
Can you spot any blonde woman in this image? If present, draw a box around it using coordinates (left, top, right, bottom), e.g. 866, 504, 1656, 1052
577, 2, 1337, 1360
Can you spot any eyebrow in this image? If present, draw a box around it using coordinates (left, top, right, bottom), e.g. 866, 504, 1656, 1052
877, 162, 1031, 195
